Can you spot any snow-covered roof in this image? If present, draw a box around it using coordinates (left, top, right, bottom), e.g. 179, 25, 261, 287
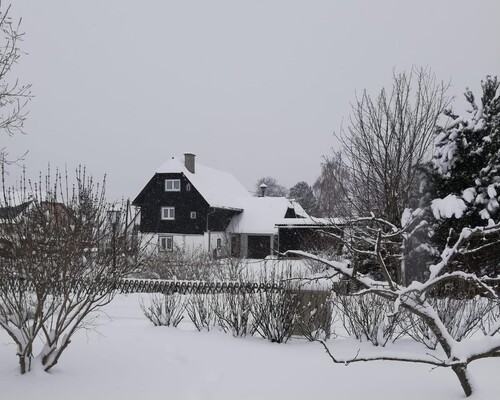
155, 156, 252, 209
289, 199, 309, 218
227, 197, 294, 235
275, 217, 346, 227
0, 190, 40, 208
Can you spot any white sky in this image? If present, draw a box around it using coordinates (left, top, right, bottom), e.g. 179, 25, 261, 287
4, 0, 500, 200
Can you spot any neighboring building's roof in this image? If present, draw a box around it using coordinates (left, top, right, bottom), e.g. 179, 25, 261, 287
155, 157, 251, 210
0, 201, 33, 222
275, 217, 346, 227
289, 199, 309, 218
227, 197, 295, 235
0, 190, 44, 222
0, 190, 37, 208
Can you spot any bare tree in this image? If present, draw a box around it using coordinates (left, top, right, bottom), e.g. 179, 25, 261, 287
0, 167, 145, 373
286, 77, 500, 395
289, 218, 500, 397
0, 2, 32, 163
284, 77, 500, 397
313, 152, 350, 217
254, 176, 288, 197
334, 67, 450, 225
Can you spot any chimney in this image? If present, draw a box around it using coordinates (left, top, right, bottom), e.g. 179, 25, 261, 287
184, 153, 196, 174
259, 183, 267, 197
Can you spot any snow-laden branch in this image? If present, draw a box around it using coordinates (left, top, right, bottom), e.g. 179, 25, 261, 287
429, 223, 500, 280
284, 250, 394, 294
320, 341, 456, 367
401, 271, 499, 299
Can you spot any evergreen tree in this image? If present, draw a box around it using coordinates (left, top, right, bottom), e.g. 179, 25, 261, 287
419, 76, 500, 276
289, 181, 316, 216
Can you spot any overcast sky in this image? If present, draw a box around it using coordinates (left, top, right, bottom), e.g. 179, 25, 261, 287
4, 0, 500, 200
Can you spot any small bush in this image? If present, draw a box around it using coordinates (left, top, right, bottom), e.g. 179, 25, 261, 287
213, 291, 255, 337
400, 296, 497, 349
140, 293, 185, 327
186, 293, 216, 331
252, 288, 300, 343
332, 291, 400, 346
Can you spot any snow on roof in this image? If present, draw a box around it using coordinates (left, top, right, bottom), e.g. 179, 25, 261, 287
289, 199, 309, 218
275, 217, 346, 227
155, 156, 252, 209
0, 190, 47, 208
227, 197, 293, 235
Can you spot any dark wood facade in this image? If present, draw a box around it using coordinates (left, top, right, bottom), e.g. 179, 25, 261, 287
277, 226, 343, 255
132, 173, 240, 234
247, 235, 273, 259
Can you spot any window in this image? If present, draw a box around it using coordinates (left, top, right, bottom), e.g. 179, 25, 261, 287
186, 183, 191, 191
217, 238, 222, 250
159, 236, 173, 252
161, 207, 175, 220
165, 179, 181, 192
190, 211, 197, 219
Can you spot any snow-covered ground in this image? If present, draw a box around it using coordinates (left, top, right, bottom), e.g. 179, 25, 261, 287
0, 294, 497, 400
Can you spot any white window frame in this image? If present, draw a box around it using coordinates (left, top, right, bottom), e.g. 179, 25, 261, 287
161, 207, 175, 220
158, 236, 173, 252
190, 211, 197, 219
165, 179, 181, 192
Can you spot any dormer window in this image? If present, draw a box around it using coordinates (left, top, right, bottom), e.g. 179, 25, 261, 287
165, 179, 181, 192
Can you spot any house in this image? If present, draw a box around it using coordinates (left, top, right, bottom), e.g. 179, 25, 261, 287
132, 153, 321, 258
0, 193, 75, 258
0, 197, 33, 258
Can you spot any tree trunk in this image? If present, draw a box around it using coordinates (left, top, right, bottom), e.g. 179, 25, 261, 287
417, 309, 473, 396
18, 355, 27, 374
452, 364, 473, 397
17, 344, 32, 374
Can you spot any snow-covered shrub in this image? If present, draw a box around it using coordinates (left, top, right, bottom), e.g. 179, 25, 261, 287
332, 291, 401, 346
213, 291, 255, 337
250, 267, 303, 343
251, 288, 300, 343
140, 293, 185, 327
186, 293, 217, 331
401, 296, 498, 350
0, 168, 146, 374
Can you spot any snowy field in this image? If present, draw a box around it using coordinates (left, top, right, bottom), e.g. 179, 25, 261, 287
0, 293, 497, 400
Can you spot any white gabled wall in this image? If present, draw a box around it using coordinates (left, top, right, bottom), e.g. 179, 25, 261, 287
144, 231, 275, 259
145, 232, 230, 256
